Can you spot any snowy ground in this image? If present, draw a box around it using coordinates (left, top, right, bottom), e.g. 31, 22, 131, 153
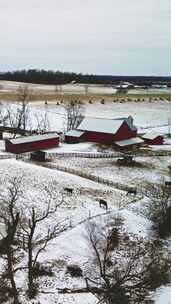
0, 100, 171, 134
1, 80, 171, 95
0, 159, 151, 304
52, 155, 171, 190
0, 99, 171, 303
0, 158, 170, 303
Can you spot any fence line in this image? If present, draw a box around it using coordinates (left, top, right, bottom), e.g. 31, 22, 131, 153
39, 162, 132, 192
0, 154, 16, 160
46, 150, 171, 159
46, 151, 124, 159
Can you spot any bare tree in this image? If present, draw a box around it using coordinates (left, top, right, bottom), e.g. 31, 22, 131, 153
54, 84, 62, 96
84, 84, 89, 96
57, 219, 170, 304
0, 109, 9, 127
64, 100, 85, 131
34, 112, 50, 134
3, 85, 33, 136
145, 179, 171, 237
16, 85, 33, 132
20, 188, 66, 299
0, 102, 10, 128
83, 220, 170, 304
0, 177, 23, 304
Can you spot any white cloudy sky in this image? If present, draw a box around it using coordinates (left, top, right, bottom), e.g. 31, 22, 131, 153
0, 0, 171, 75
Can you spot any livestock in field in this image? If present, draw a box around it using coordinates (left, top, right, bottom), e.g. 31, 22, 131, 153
165, 181, 171, 187
99, 199, 108, 210
126, 188, 137, 196
64, 187, 73, 195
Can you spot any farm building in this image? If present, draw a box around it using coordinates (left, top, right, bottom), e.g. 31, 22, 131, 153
5, 133, 59, 154
65, 116, 138, 145
65, 130, 85, 143
141, 133, 164, 145
114, 137, 144, 150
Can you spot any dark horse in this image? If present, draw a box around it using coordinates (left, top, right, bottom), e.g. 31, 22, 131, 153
126, 189, 137, 196
64, 187, 73, 195
99, 199, 108, 210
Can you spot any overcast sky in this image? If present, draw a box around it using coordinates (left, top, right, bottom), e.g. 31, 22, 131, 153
0, 0, 171, 75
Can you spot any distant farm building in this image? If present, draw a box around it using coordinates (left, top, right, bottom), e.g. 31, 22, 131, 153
65, 116, 143, 149
65, 130, 85, 144
5, 133, 59, 154
141, 133, 164, 145
114, 137, 144, 150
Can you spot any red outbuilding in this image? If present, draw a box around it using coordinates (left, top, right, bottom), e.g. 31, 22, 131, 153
65, 116, 137, 145
5, 133, 59, 154
141, 133, 164, 145
65, 130, 85, 143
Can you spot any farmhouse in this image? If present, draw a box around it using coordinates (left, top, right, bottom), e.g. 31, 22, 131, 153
5, 133, 59, 154
65, 116, 139, 146
141, 133, 164, 145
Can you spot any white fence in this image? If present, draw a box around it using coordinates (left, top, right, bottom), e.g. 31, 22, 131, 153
46, 151, 125, 159
0, 154, 16, 160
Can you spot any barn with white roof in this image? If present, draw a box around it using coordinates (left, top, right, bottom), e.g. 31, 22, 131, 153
5, 133, 59, 154
65, 116, 140, 147
141, 133, 164, 145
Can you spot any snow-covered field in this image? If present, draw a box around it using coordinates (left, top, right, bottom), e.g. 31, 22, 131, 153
0, 159, 151, 304
1, 100, 171, 135
0, 99, 171, 303
1, 80, 171, 95
31, 100, 171, 133
0, 158, 170, 303
52, 155, 171, 190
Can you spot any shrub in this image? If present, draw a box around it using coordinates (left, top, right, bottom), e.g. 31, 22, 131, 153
32, 262, 54, 278
0, 283, 12, 303
66, 264, 83, 277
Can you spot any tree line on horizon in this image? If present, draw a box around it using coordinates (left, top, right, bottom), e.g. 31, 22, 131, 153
0, 69, 171, 86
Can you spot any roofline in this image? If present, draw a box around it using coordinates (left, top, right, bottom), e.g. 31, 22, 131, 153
6, 133, 59, 145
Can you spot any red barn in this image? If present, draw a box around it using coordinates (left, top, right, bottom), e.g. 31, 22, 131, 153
141, 133, 164, 145
5, 133, 59, 154
65, 116, 137, 145
65, 130, 85, 143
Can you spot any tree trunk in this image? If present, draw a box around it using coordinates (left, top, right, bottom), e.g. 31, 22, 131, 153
28, 238, 34, 298
7, 247, 19, 304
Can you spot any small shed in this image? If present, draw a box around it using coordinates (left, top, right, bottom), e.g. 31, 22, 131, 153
65, 130, 85, 144
5, 133, 59, 154
30, 151, 46, 161
141, 133, 164, 145
114, 137, 144, 150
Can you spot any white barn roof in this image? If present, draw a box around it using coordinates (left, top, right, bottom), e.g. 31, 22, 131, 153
7, 133, 59, 145
115, 137, 144, 147
77, 117, 125, 134
65, 130, 85, 137
141, 133, 163, 140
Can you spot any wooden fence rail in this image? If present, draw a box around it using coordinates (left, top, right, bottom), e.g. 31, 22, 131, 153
39, 162, 132, 192
0, 154, 16, 159
46, 151, 125, 159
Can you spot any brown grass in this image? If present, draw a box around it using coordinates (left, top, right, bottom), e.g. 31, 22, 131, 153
0, 91, 171, 104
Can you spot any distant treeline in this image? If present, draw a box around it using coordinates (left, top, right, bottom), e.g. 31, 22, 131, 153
0, 69, 171, 86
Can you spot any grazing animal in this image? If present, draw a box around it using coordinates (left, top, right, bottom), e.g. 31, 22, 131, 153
64, 187, 73, 195
127, 189, 137, 196
165, 181, 171, 187
99, 199, 108, 210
